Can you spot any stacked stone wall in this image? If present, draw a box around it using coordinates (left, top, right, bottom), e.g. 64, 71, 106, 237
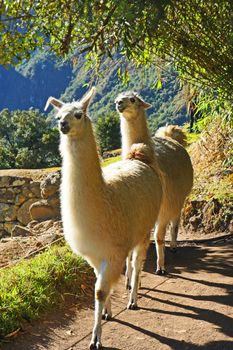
0, 176, 41, 237
0, 172, 61, 238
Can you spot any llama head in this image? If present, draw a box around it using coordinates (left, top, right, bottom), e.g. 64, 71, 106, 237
115, 91, 152, 120
45, 87, 96, 137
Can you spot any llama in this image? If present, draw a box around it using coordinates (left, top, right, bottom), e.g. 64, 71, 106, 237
45, 88, 162, 349
115, 91, 193, 276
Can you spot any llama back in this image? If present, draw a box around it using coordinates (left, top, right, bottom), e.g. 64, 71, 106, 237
153, 136, 193, 220
155, 125, 187, 147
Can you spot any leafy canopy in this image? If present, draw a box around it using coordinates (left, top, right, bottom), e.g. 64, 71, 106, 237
0, 109, 60, 169
1, 1, 233, 100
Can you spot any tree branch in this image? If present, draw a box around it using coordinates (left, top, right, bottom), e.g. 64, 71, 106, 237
89, 4, 117, 51
0, 14, 34, 22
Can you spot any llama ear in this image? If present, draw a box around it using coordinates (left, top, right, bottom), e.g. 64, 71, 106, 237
80, 87, 96, 111
44, 97, 64, 111
139, 99, 152, 109
141, 101, 152, 109
136, 95, 152, 109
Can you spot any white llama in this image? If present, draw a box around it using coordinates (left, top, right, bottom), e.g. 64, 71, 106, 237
115, 91, 193, 276
45, 88, 162, 349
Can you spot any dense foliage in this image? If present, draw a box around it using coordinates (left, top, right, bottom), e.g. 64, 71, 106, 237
182, 113, 232, 233
1, 1, 233, 101
1, 1, 232, 164
0, 109, 60, 169
95, 112, 121, 154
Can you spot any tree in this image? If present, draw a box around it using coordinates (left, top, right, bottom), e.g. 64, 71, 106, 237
0, 109, 60, 169
95, 112, 121, 154
1, 1, 233, 101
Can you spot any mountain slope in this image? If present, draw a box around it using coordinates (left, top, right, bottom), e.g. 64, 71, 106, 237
0, 51, 188, 131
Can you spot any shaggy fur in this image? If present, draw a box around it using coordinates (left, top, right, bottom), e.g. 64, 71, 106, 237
155, 124, 188, 147
126, 143, 156, 167
45, 88, 162, 349
115, 91, 193, 275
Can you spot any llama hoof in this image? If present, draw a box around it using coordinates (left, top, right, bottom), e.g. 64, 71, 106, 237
89, 343, 102, 350
102, 313, 112, 321
170, 247, 177, 253
156, 268, 166, 276
127, 302, 138, 310
105, 313, 112, 321
170, 246, 177, 253
89, 338, 102, 349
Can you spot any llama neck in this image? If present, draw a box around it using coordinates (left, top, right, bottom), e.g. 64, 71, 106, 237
61, 118, 104, 195
120, 109, 151, 159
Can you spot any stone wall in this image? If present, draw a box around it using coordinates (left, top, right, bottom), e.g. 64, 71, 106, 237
0, 171, 61, 238
0, 176, 41, 237
30, 171, 61, 222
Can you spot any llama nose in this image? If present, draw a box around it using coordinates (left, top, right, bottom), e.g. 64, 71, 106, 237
60, 120, 68, 128
116, 100, 125, 112
60, 120, 70, 134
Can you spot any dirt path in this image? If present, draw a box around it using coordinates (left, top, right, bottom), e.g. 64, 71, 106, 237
1, 237, 233, 350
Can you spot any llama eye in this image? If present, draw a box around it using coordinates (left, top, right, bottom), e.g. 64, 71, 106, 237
130, 97, 136, 103
74, 111, 83, 119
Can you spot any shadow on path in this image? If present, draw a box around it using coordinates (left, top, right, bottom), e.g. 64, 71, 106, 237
114, 318, 233, 350
144, 239, 233, 278
140, 293, 233, 338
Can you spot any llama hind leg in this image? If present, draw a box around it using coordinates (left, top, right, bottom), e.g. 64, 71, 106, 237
170, 216, 180, 252
154, 222, 167, 275
128, 241, 149, 310
90, 261, 111, 349
102, 293, 112, 320
125, 251, 133, 290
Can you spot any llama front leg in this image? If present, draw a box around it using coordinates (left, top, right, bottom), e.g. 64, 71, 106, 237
154, 222, 167, 275
170, 216, 180, 252
127, 242, 148, 310
125, 251, 133, 290
90, 262, 110, 350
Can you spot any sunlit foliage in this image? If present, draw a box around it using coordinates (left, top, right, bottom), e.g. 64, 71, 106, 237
1, 1, 232, 100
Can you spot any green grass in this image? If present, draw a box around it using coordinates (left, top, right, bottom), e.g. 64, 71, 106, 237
183, 123, 202, 145
0, 243, 94, 338
102, 155, 121, 167
0, 154, 121, 339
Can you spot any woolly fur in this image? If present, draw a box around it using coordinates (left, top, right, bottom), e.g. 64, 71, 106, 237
46, 88, 162, 348
116, 91, 193, 273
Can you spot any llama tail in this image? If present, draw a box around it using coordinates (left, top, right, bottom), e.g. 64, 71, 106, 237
154, 125, 187, 147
